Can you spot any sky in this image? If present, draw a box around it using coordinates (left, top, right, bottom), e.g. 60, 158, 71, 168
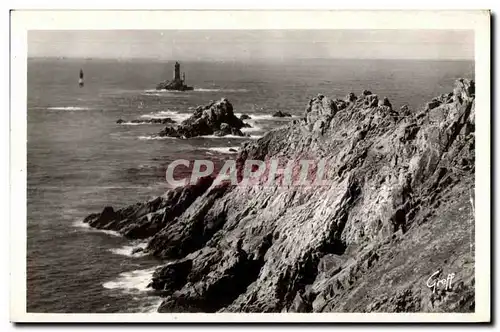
28, 30, 474, 60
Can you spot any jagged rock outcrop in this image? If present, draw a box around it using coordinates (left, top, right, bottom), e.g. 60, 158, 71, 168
157, 98, 251, 138
148, 259, 193, 293
272, 111, 292, 118
83, 176, 216, 239
156, 80, 193, 91
334, 99, 348, 111
85, 79, 475, 313
345, 92, 357, 103
379, 97, 393, 110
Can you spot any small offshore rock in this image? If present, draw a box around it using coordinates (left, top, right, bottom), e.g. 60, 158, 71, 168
272, 110, 292, 118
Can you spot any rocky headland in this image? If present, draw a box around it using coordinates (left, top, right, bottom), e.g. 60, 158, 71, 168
84, 79, 475, 313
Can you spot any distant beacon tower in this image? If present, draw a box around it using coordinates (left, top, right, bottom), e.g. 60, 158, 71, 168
79, 68, 84, 87
174, 61, 181, 81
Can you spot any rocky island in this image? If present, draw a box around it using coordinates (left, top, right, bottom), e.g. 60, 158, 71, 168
156, 98, 251, 138
156, 62, 194, 91
84, 79, 475, 313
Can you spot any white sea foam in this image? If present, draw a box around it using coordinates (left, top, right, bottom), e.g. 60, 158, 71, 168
142, 89, 188, 95
194, 88, 249, 93
47, 106, 93, 111
140, 110, 190, 122
234, 113, 270, 120
118, 122, 143, 126
102, 266, 160, 292
109, 240, 149, 258
144, 87, 248, 93
72, 220, 122, 237
235, 113, 298, 121
119, 121, 165, 126
138, 135, 177, 141
241, 124, 262, 133
203, 147, 240, 154
138, 299, 164, 313
201, 134, 262, 139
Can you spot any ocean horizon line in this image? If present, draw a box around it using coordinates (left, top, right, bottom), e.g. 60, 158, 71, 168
27, 56, 475, 62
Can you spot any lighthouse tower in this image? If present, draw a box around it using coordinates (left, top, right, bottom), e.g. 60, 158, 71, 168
157, 61, 192, 91
173, 61, 181, 81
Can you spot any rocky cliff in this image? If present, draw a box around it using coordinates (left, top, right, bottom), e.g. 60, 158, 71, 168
84, 79, 475, 313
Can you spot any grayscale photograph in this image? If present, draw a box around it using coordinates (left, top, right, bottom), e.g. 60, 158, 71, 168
10, 10, 490, 323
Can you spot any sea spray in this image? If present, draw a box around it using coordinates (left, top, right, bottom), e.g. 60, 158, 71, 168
109, 240, 149, 258
102, 266, 161, 293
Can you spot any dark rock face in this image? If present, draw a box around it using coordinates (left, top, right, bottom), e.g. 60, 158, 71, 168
345, 92, 357, 103
116, 118, 176, 125
363, 94, 379, 108
83, 176, 216, 240
157, 98, 250, 138
272, 110, 292, 118
335, 99, 348, 111
400, 104, 411, 116
213, 122, 246, 137
427, 99, 442, 110
156, 80, 193, 91
84, 79, 475, 313
239, 114, 252, 120
148, 259, 193, 293
380, 97, 393, 110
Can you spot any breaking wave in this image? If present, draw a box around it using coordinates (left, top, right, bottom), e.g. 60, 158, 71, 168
72, 220, 122, 237
235, 113, 298, 121
241, 124, 262, 133
47, 106, 93, 111
140, 110, 190, 122
203, 147, 240, 154
138, 135, 177, 141
108, 240, 149, 258
201, 134, 262, 139
194, 88, 249, 93
102, 266, 159, 293
118, 122, 144, 126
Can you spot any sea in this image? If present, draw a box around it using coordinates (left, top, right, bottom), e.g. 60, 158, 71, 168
26, 58, 474, 313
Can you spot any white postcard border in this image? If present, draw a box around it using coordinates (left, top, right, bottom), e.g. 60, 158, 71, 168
10, 10, 491, 323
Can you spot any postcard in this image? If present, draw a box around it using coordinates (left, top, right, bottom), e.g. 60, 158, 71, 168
10, 10, 491, 323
